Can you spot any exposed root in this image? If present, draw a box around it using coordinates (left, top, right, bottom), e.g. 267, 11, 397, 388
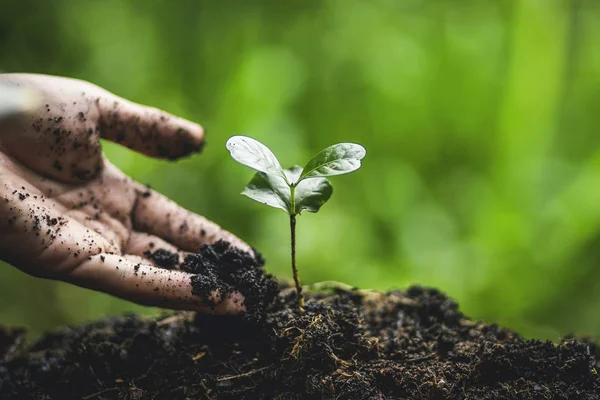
288, 314, 325, 359
329, 351, 353, 368
281, 313, 333, 360
216, 366, 270, 382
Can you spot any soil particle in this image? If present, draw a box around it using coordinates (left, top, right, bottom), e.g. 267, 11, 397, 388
1, 286, 598, 399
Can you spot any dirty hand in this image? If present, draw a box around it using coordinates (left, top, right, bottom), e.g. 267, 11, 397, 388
0, 73, 250, 314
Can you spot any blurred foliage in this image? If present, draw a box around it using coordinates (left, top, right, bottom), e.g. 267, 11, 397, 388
1, 0, 600, 341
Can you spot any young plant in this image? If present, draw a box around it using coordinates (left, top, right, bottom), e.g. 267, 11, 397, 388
226, 135, 366, 314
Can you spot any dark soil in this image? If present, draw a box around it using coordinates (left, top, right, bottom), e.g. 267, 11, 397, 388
143, 249, 179, 269
1, 287, 599, 399
1, 242, 598, 399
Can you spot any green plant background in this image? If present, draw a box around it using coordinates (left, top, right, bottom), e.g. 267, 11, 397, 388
1, 0, 599, 341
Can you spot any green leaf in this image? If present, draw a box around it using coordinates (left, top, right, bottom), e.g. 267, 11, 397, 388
241, 166, 333, 215
242, 171, 292, 214
295, 177, 333, 213
299, 143, 366, 181
226, 136, 288, 182
289, 166, 333, 213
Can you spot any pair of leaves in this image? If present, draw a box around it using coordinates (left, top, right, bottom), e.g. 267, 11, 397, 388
242, 166, 333, 214
226, 136, 366, 215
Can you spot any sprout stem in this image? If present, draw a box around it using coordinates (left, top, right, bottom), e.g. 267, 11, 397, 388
290, 214, 304, 315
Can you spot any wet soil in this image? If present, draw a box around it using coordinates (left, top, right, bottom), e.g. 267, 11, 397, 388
1, 280, 599, 399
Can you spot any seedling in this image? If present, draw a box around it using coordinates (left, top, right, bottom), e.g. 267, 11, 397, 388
226, 136, 366, 314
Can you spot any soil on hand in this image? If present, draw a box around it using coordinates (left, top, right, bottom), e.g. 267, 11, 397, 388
146, 240, 278, 320
2, 283, 599, 400
182, 240, 278, 322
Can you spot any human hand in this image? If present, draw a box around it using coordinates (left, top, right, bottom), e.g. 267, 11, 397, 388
0, 74, 250, 314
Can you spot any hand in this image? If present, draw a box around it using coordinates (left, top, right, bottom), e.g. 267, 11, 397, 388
0, 74, 250, 314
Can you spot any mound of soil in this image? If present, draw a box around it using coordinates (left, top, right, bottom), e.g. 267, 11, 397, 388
1, 281, 599, 399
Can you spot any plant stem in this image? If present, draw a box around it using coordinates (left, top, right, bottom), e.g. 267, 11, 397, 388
290, 213, 304, 315
290, 183, 296, 215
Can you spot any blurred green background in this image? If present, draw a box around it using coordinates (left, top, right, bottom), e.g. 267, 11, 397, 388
1, 0, 600, 342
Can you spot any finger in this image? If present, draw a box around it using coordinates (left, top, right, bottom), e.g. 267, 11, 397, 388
126, 231, 188, 268
97, 96, 205, 160
132, 188, 253, 254
66, 253, 246, 314
0, 168, 118, 275
1, 74, 205, 177
0, 192, 112, 278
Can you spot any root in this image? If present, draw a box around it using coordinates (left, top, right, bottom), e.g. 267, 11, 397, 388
285, 314, 325, 360
329, 351, 353, 368
217, 366, 270, 382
